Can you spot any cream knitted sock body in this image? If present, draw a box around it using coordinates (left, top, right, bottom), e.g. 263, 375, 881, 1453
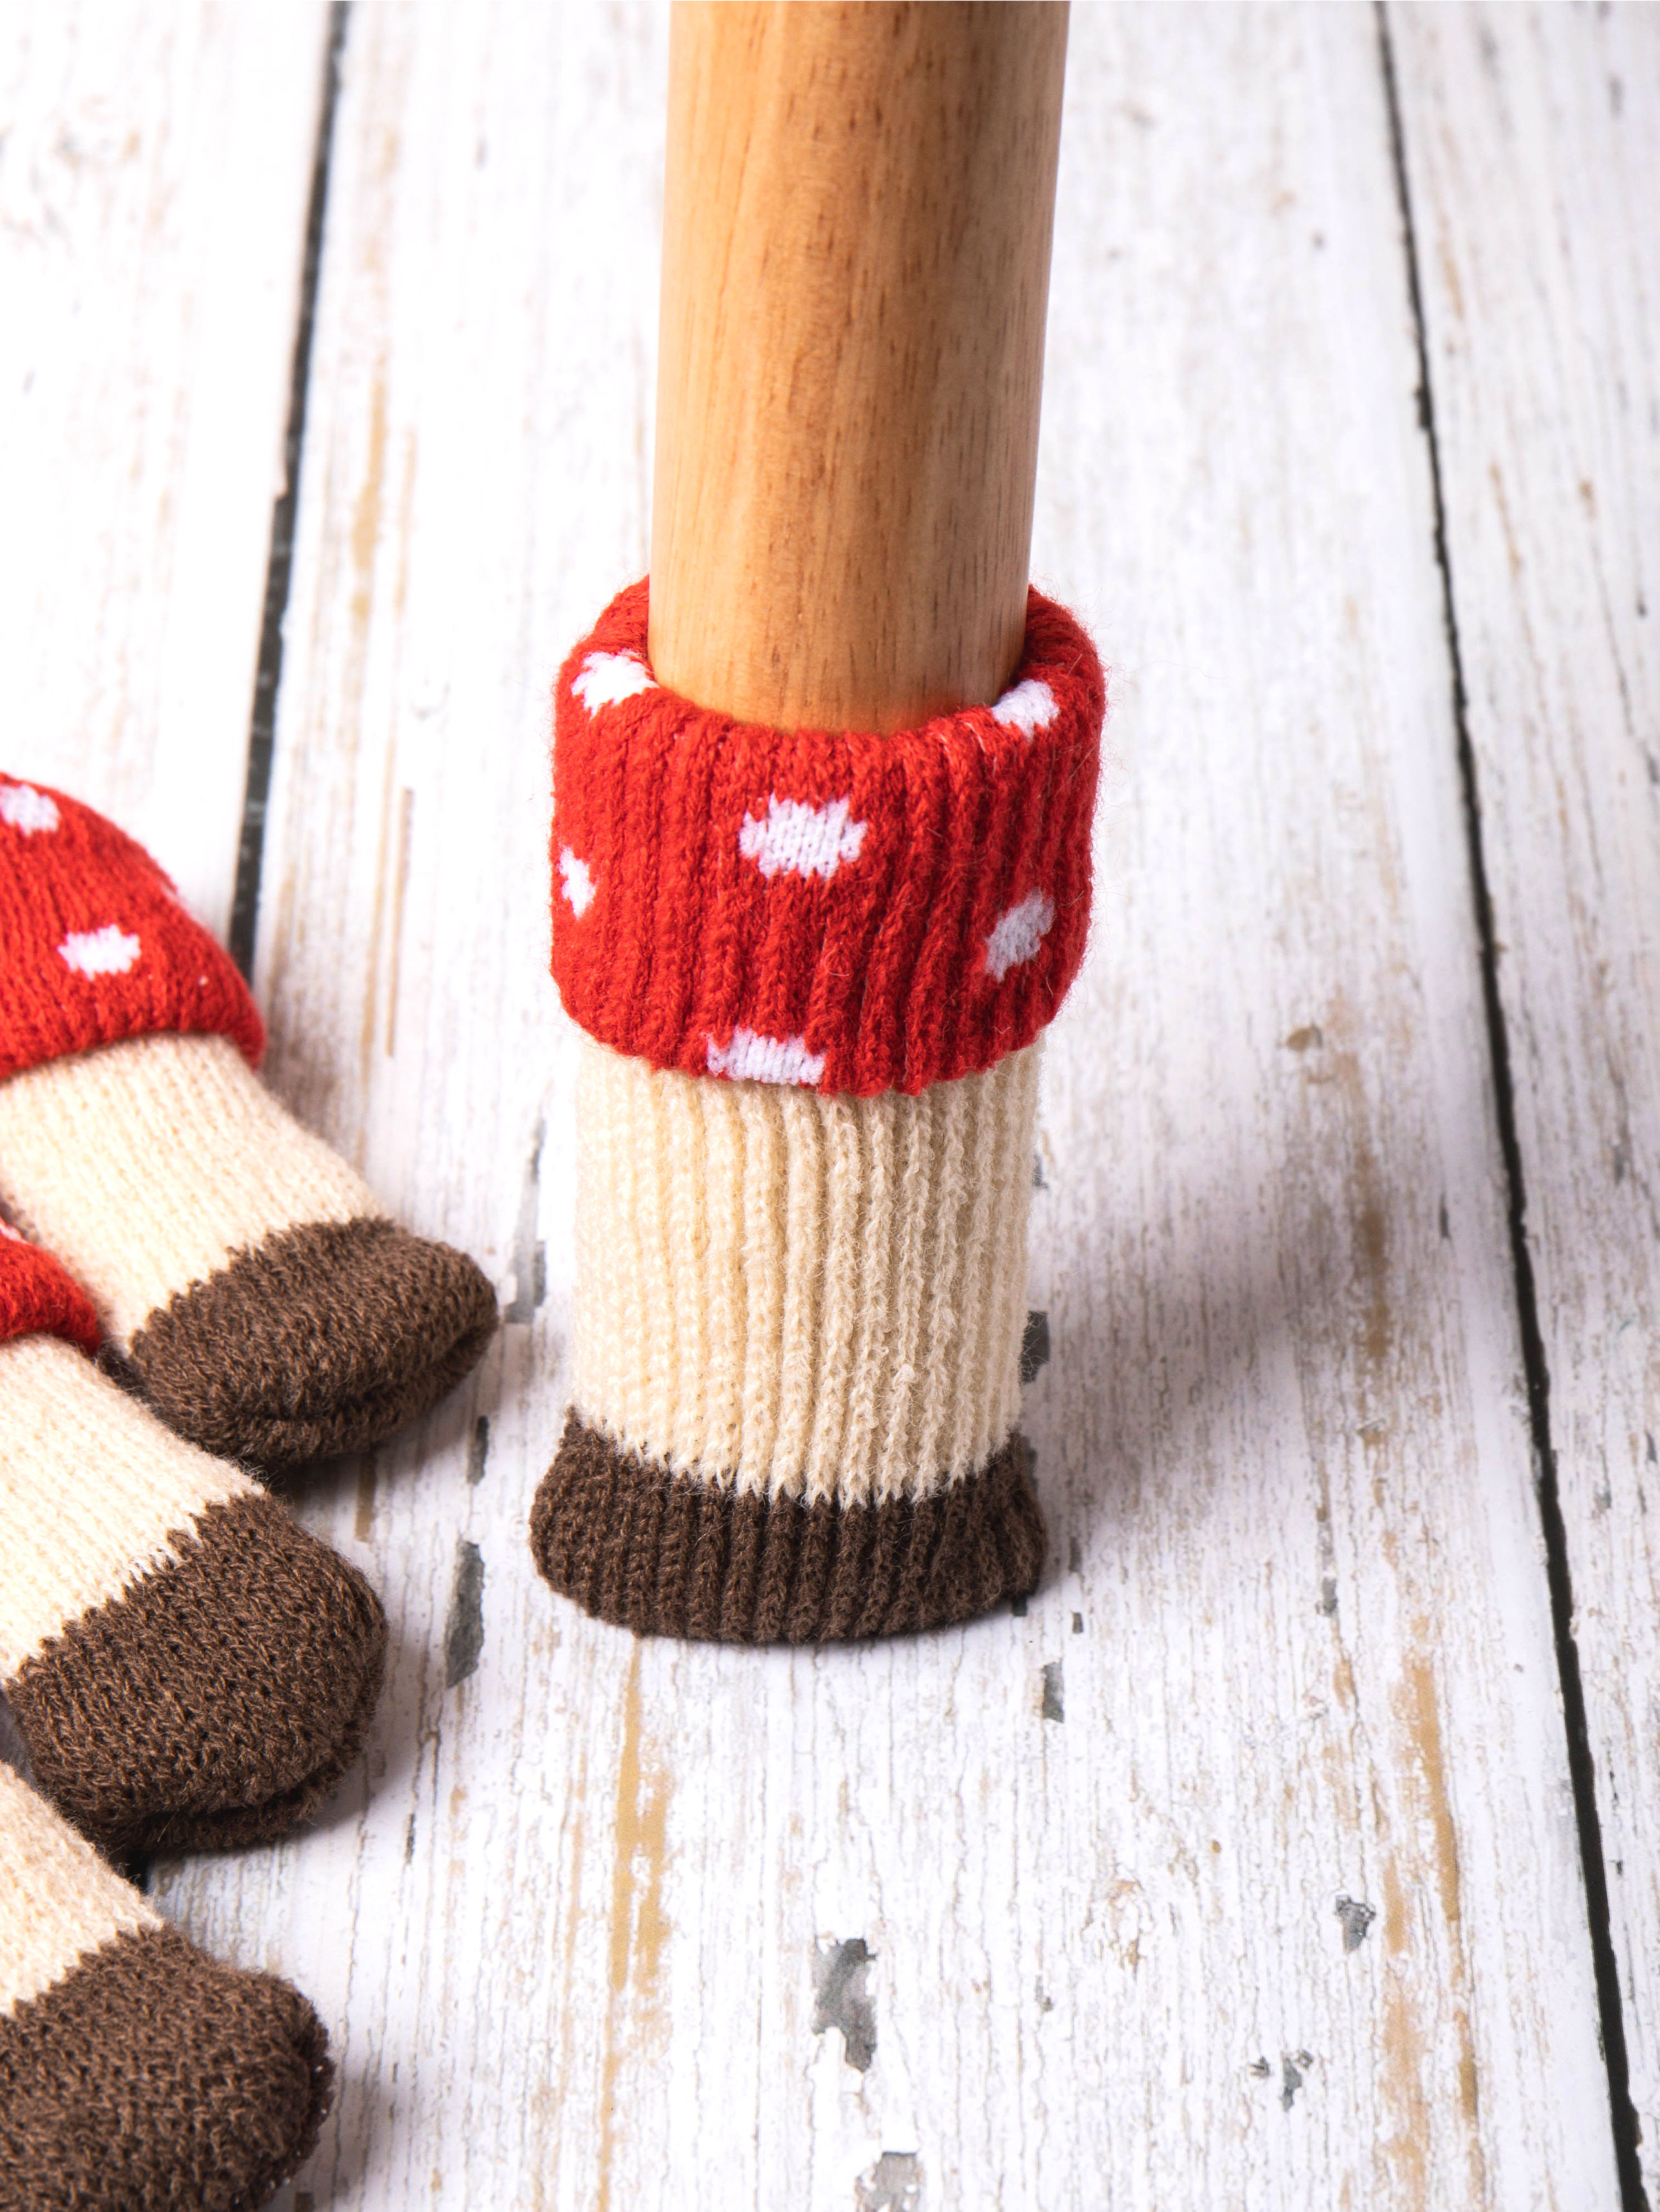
0, 1762, 330, 2210
0, 1033, 376, 1350
0, 1332, 387, 1854
533, 1037, 1044, 1639
569, 1037, 1038, 1500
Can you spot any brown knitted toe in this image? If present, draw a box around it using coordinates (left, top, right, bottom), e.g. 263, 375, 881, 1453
124, 1216, 498, 1470
531, 1413, 1046, 1642
6, 1493, 387, 1856
0, 1924, 330, 2212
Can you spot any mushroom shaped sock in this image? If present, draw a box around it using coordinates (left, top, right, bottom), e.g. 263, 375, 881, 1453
530, 579, 1103, 1641
1, 1233, 386, 1854
0, 1762, 331, 2212
0, 776, 497, 1470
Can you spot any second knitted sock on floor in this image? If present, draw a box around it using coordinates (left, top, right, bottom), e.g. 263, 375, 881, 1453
1, 1231, 386, 1853
0, 776, 497, 1469
0, 1762, 330, 2210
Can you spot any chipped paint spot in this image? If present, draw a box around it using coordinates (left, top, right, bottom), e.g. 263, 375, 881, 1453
1281, 2050, 1313, 2110
1375, 1642, 1487, 2207
854, 2150, 923, 2211
504, 1115, 546, 1323
352, 1450, 377, 1542
383, 785, 415, 1056
1020, 1309, 1051, 1384
812, 1937, 876, 2071
1041, 1661, 1065, 1721
467, 1415, 490, 1486
1285, 1023, 1323, 1051
596, 1650, 673, 2212
1335, 1895, 1376, 1951
443, 1539, 484, 1688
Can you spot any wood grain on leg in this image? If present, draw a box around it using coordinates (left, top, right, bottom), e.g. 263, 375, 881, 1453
651, 0, 1069, 732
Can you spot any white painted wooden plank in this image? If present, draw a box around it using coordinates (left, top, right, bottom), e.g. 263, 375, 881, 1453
157, 6, 1615, 2209
0, 0, 329, 933
1393, 1, 1660, 2190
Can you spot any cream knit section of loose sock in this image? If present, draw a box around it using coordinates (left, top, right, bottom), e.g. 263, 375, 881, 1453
0, 1762, 160, 2018
0, 1032, 383, 1347
0, 1334, 257, 1679
570, 1035, 1040, 1507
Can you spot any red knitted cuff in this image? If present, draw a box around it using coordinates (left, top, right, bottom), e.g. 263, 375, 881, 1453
0, 1227, 101, 1356
0, 777, 263, 1084
549, 580, 1104, 1096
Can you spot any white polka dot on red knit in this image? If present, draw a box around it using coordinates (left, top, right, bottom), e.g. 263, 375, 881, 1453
572, 650, 655, 713
737, 795, 867, 882
57, 925, 141, 978
706, 1027, 825, 1087
0, 782, 60, 834
558, 847, 596, 917
990, 678, 1058, 737
984, 890, 1055, 981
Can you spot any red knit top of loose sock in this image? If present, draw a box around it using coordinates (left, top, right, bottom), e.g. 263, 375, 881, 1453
549, 579, 1105, 1098
0, 1228, 101, 1356
0, 777, 263, 1083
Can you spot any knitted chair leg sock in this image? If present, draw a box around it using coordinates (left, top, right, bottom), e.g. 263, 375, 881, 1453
531, 1038, 1046, 1640
531, 579, 1105, 1643
0, 1763, 330, 2212
1, 1266, 386, 1853
0, 777, 497, 1470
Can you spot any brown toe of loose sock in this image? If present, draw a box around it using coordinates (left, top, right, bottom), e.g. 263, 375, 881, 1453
124, 1217, 499, 1470
530, 1414, 1046, 1643
0, 1925, 330, 2212
8, 1494, 387, 1856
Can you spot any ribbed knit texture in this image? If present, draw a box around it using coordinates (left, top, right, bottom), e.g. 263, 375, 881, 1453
125, 1216, 501, 1473
0, 776, 263, 1080
0, 1225, 100, 1357
533, 1418, 1044, 1643
572, 1034, 1039, 1504
550, 579, 1103, 1097
1, 1769, 331, 2211
0, 1334, 254, 1674
0, 1764, 156, 2017
0, 1032, 380, 1349
537, 582, 1103, 1641
0, 1334, 387, 1854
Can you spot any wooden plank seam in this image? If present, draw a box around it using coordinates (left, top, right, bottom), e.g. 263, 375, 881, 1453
227, 0, 352, 979
1378, 7, 1646, 2204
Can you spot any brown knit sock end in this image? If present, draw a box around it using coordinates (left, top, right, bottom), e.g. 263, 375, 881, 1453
6, 1495, 387, 1856
0, 1924, 330, 2212
530, 1412, 1046, 1643
122, 1217, 498, 1470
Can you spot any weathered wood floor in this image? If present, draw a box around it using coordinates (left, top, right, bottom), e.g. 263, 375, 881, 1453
3, 5, 1657, 2207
